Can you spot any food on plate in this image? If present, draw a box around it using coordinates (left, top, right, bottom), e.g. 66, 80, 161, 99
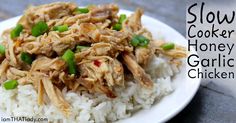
0, 2, 186, 123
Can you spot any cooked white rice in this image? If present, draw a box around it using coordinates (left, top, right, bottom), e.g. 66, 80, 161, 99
0, 56, 178, 123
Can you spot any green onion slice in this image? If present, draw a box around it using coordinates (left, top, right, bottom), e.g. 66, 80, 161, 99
131, 35, 150, 48
53, 25, 68, 32
62, 49, 74, 61
74, 7, 89, 14
161, 43, 175, 50
3, 80, 18, 90
118, 14, 127, 24
0, 45, 5, 56
112, 23, 122, 31
131, 37, 140, 47
20, 52, 33, 64
137, 35, 150, 47
62, 49, 76, 74
10, 24, 23, 39
31, 21, 49, 37
67, 61, 76, 75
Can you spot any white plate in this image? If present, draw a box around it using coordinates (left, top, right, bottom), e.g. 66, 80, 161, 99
0, 9, 201, 123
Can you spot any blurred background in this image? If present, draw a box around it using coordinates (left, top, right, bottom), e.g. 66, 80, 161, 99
0, 0, 236, 123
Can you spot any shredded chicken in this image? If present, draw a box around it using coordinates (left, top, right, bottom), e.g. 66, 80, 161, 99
123, 8, 154, 66
122, 52, 153, 88
38, 80, 44, 105
123, 9, 143, 33
18, 2, 77, 30
0, 2, 186, 116
153, 40, 187, 59
78, 56, 124, 98
42, 77, 71, 117
6, 67, 27, 80
0, 59, 9, 82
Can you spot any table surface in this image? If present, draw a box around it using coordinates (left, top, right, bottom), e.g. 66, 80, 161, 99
0, 0, 236, 123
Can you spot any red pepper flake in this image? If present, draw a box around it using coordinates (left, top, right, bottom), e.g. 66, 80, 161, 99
94, 60, 101, 67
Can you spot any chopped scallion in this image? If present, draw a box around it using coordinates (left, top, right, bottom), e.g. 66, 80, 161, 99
20, 52, 33, 64
0, 45, 5, 56
53, 25, 68, 32
161, 43, 175, 50
3, 80, 18, 90
10, 24, 23, 39
130, 35, 150, 48
67, 61, 76, 75
137, 35, 150, 47
62, 49, 76, 74
74, 7, 89, 14
118, 14, 127, 24
112, 23, 122, 31
31, 21, 48, 37
131, 37, 140, 47
112, 14, 126, 31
